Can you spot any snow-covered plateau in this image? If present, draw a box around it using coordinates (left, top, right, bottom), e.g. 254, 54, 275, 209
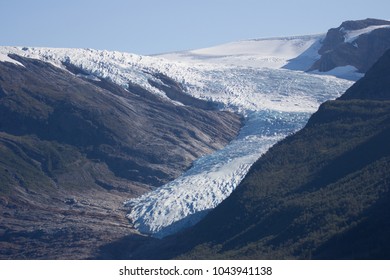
1, 34, 355, 238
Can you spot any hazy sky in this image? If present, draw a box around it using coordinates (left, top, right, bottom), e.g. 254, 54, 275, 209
1, 0, 389, 55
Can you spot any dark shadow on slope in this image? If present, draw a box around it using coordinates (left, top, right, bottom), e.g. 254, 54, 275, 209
297, 126, 390, 194
148, 72, 220, 110
313, 188, 390, 259
218, 206, 302, 253
95, 209, 211, 259
96, 230, 199, 260
96, 234, 159, 260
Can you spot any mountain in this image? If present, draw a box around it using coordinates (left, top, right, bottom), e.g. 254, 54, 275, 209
160, 19, 390, 81
116, 49, 390, 260
309, 18, 390, 74
1, 44, 346, 260
0, 54, 241, 259
1, 18, 389, 260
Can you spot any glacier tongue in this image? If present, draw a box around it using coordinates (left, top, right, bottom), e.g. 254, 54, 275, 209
125, 111, 308, 238
124, 68, 353, 238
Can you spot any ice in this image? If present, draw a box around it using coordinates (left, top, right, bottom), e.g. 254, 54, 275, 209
125, 111, 306, 238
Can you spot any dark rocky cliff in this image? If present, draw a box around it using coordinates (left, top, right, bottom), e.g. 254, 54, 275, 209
309, 18, 390, 73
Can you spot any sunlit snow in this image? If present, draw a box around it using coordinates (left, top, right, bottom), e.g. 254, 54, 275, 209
158, 35, 323, 69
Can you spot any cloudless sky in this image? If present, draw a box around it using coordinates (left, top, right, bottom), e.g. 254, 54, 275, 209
1, 0, 389, 55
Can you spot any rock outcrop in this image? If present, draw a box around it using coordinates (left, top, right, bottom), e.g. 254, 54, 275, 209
309, 18, 390, 73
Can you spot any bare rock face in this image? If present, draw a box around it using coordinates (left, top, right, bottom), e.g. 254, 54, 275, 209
310, 18, 390, 73
339, 48, 390, 101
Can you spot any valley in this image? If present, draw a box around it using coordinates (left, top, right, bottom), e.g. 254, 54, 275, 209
1, 18, 389, 259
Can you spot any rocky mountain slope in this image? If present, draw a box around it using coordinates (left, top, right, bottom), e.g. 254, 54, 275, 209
309, 18, 390, 74
132, 49, 390, 260
0, 54, 241, 259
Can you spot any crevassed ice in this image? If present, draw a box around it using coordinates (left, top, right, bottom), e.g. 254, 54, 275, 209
124, 68, 353, 238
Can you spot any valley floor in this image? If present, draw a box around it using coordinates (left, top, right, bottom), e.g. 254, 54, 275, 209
0, 188, 140, 259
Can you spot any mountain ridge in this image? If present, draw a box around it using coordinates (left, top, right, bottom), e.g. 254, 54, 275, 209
310, 18, 390, 73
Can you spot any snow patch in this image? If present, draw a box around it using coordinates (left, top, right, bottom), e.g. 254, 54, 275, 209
310, 65, 364, 81
76, 73, 101, 81
0, 52, 25, 67
343, 24, 390, 43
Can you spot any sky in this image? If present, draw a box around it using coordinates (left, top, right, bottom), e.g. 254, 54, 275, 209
1, 0, 389, 55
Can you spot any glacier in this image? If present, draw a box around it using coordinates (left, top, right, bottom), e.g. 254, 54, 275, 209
0, 36, 354, 238
124, 68, 352, 238
125, 110, 302, 238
